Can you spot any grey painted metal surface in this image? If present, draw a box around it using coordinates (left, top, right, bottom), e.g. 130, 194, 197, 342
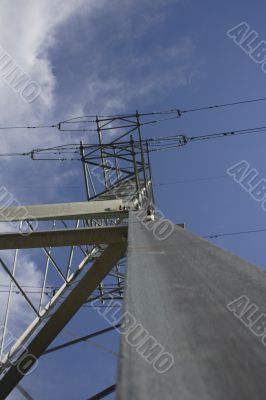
0, 226, 127, 249
0, 200, 125, 221
0, 242, 127, 399
118, 212, 266, 400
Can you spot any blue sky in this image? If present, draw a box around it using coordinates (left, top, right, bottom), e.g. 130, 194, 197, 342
2, 0, 266, 398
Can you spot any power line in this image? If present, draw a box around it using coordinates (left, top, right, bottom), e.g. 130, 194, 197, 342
0, 124, 58, 130
155, 175, 228, 186
0, 95, 266, 132
57, 95, 266, 120
0, 290, 53, 294
189, 126, 266, 142
181, 96, 266, 114
0, 284, 55, 288
1, 123, 266, 161
43, 325, 120, 355
155, 168, 266, 186
204, 228, 266, 239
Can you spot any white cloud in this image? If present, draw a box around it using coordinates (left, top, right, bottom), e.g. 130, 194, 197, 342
0, 0, 100, 153
77, 39, 195, 116
0, 0, 100, 374
0, 0, 196, 152
0, 253, 43, 400
0, 4, 198, 394
0, 252, 43, 352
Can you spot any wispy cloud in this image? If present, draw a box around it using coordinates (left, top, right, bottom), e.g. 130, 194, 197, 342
0, 251, 43, 344
0, 0, 97, 152
0, 5, 198, 396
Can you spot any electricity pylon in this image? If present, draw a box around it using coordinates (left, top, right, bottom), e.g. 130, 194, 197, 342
0, 113, 153, 399
2, 112, 266, 400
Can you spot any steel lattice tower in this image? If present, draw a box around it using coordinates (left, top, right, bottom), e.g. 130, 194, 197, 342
1, 113, 266, 400
0, 113, 154, 399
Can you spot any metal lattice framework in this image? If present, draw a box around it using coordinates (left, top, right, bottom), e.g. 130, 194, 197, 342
2, 111, 266, 400
0, 113, 154, 399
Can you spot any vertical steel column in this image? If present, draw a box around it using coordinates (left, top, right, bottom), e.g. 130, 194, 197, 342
136, 111, 147, 190
146, 141, 155, 204
80, 141, 91, 201
96, 116, 108, 189
0, 249, 19, 359
130, 135, 140, 195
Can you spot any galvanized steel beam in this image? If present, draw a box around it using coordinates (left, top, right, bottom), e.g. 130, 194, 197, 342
0, 226, 127, 249
0, 200, 125, 221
